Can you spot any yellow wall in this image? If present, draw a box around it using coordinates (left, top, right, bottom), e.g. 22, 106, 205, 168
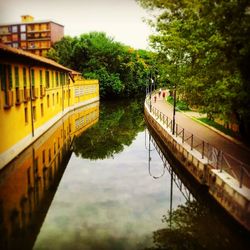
0, 60, 99, 166
0, 101, 99, 245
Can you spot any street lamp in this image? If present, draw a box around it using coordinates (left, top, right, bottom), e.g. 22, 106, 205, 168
172, 84, 176, 135
149, 78, 154, 112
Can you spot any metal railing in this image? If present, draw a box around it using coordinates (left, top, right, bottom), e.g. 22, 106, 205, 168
145, 96, 250, 188
147, 128, 193, 202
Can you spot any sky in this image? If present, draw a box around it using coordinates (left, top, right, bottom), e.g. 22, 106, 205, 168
0, 0, 153, 50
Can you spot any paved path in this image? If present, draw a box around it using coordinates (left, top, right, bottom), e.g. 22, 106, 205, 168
150, 94, 250, 169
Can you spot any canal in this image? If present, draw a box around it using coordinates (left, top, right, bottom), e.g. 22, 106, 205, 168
0, 99, 249, 250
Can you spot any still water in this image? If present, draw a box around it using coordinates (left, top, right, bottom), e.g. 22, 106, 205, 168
0, 99, 249, 250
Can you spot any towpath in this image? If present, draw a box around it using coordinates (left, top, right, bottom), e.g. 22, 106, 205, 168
149, 93, 250, 186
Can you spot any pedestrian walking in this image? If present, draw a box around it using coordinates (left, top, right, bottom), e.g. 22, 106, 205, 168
158, 88, 162, 98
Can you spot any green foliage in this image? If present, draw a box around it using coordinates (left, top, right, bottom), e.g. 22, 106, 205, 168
167, 96, 189, 111
47, 32, 154, 99
137, 0, 250, 140
198, 117, 237, 138
73, 99, 144, 160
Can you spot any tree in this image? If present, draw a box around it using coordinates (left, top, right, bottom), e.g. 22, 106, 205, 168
137, 0, 250, 140
47, 32, 154, 99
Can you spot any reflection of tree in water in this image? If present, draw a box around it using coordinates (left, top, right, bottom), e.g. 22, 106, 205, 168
146, 200, 249, 250
73, 99, 144, 159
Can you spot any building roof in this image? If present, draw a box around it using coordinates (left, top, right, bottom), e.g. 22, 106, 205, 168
0, 20, 64, 28
0, 43, 71, 71
71, 70, 82, 75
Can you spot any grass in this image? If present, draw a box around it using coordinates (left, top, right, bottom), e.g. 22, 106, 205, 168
197, 117, 238, 138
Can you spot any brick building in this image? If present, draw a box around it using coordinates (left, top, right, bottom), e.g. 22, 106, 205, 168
0, 15, 64, 56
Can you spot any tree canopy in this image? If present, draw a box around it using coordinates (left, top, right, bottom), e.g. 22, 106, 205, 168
137, 0, 250, 140
47, 32, 156, 99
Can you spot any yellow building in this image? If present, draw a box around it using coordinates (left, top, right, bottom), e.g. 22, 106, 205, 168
0, 43, 99, 169
0, 101, 99, 249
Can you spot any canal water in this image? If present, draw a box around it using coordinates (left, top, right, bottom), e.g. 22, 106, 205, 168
0, 99, 249, 250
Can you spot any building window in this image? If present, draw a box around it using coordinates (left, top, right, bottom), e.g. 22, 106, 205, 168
12, 25, 18, 33
23, 67, 27, 87
47, 95, 50, 108
57, 92, 59, 103
27, 167, 31, 186
42, 150, 46, 164
24, 107, 28, 123
7, 65, 12, 89
31, 69, 35, 86
40, 70, 43, 85
52, 71, 55, 88
12, 34, 18, 41
60, 72, 64, 86
56, 72, 59, 86
41, 103, 44, 117
0, 64, 12, 91
14, 66, 19, 88
20, 24, 26, 32
20, 33, 26, 40
21, 41, 27, 49
12, 43, 18, 48
52, 93, 55, 106
45, 70, 50, 88
32, 106, 36, 121
49, 149, 51, 162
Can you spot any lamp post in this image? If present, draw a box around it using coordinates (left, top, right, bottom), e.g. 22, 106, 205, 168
172, 85, 176, 135
149, 78, 154, 112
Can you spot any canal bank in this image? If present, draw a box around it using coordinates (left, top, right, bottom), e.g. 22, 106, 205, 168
144, 93, 250, 232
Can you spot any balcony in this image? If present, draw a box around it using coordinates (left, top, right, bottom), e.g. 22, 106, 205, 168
3, 90, 14, 109
27, 29, 50, 33
23, 88, 31, 103
15, 88, 24, 105
40, 86, 46, 98
27, 37, 50, 42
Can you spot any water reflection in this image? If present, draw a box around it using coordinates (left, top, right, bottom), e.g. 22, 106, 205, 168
33, 99, 249, 250
73, 99, 145, 159
0, 102, 99, 250
33, 131, 183, 250
145, 126, 250, 250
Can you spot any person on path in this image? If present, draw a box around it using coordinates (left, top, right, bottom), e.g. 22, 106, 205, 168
158, 88, 162, 98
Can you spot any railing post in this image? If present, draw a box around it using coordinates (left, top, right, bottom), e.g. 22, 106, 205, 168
220, 151, 223, 172
202, 141, 205, 159
176, 124, 178, 137
240, 164, 243, 188
191, 134, 193, 150
182, 129, 184, 143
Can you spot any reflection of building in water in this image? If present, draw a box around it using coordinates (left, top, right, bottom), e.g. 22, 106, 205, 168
0, 43, 99, 169
0, 101, 99, 250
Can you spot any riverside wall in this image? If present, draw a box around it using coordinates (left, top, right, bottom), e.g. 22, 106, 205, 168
144, 100, 250, 232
